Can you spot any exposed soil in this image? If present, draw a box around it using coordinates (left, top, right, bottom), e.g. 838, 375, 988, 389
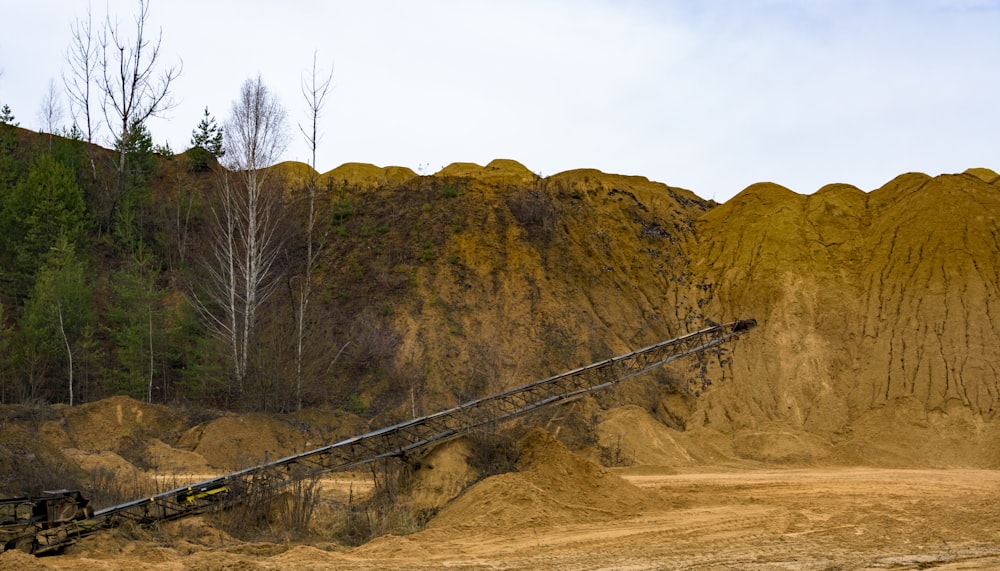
19, 464, 999, 570
3, 163, 999, 568
0, 395, 998, 569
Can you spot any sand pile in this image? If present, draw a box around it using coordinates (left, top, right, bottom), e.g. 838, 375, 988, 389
597, 405, 699, 467
179, 414, 313, 470
436, 159, 539, 185
322, 162, 417, 190
693, 169, 1000, 465
269, 160, 315, 191
0, 549, 51, 570
176, 408, 363, 472
962, 166, 999, 183
59, 396, 185, 452
0, 424, 84, 496
62, 448, 148, 481
830, 398, 1000, 468
428, 429, 666, 531
408, 438, 479, 511
380, 160, 709, 431
144, 438, 212, 474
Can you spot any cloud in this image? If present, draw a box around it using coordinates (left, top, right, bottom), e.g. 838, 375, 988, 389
2, 0, 998, 201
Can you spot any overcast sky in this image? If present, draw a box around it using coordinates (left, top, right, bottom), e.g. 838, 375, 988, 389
2, 0, 999, 202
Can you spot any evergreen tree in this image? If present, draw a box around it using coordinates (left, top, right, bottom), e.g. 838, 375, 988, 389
111, 118, 156, 248
187, 107, 224, 171
0, 103, 21, 193
190, 106, 224, 156
115, 118, 156, 187
0, 155, 87, 302
18, 237, 91, 404
105, 240, 163, 402
0, 104, 16, 126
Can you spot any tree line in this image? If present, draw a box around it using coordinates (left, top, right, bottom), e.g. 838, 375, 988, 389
0, 0, 337, 412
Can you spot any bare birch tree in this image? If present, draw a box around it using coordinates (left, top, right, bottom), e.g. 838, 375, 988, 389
56, 301, 74, 406
197, 76, 288, 393
37, 78, 65, 135
64, 5, 98, 143
97, 0, 181, 230
292, 52, 334, 409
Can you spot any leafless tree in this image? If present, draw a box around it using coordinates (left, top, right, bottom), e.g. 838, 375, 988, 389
197, 75, 289, 391
63, 5, 98, 142
301, 52, 334, 172
97, 0, 181, 227
37, 78, 65, 135
56, 301, 74, 406
292, 52, 334, 409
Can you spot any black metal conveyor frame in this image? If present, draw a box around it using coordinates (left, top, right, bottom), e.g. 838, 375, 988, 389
19, 318, 756, 554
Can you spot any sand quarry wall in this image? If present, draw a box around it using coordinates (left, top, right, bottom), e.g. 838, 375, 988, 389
320, 161, 1000, 468
6, 162, 997, 487
691, 168, 1000, 466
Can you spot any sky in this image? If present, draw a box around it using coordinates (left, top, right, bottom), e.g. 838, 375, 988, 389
1, 0, 999, 203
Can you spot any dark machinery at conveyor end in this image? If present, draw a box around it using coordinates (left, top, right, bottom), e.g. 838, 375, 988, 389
1, 318, 756, 555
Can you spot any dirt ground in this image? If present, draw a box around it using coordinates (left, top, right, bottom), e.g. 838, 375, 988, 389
3, 401, 998, 570
4, 466, 993, 571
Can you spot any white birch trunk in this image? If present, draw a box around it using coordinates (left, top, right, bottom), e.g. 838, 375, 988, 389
57, 301, 74, 407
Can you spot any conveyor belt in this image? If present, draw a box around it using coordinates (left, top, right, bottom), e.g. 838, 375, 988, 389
18, 318, 756, 554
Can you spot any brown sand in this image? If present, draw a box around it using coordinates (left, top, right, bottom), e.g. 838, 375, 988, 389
37, 463, 1000, 570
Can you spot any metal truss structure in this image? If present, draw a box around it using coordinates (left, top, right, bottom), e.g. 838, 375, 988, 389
7, 318, 756, 555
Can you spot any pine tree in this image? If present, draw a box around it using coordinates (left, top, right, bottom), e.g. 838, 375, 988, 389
192, 107, 224, 154
1, 155, 86, 302
0, 104, 21, 192
188, 107, 224, 172
0, 104, 17, 126
106, 243, 161, 401
19, 237, 91, 404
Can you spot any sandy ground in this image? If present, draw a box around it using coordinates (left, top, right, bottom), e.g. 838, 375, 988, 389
14, 466, 998, 571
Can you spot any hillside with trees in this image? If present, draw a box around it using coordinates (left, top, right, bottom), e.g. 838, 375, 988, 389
0, 0, 997, 469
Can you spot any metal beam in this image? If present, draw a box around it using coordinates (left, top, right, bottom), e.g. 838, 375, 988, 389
26, 318, 756, 553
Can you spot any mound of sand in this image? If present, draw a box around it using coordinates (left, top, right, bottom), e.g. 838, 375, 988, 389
0, 549, 51, 570
0, 425, 86, 496
63, 448, 155, 491
178, 408, 365, 471
269, 160, 316, 190
408, 438, 479, 511
428, 429, 666, 531
693, 168, 1000, 467
60, 396, 186, 453
597, 405, 698, 467
179, 414, 312, 470
731, 427, 831, 464
435, 159, 539, 186
435, 161, 486, 178
322, 162, 418, 189
144, 438, 212, 474
830, 398, 1000, 468
963, 166, 999, 183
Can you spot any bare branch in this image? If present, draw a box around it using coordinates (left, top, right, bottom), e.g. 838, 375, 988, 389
198, 76, 288, 392
299, 51, 334, 171
292, 52, 334, 409
92, 0, 182, 231
37, 78, 65, 135
98, 0, 182, 148
63, 4, 98, 142
225, 75, 288, 172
